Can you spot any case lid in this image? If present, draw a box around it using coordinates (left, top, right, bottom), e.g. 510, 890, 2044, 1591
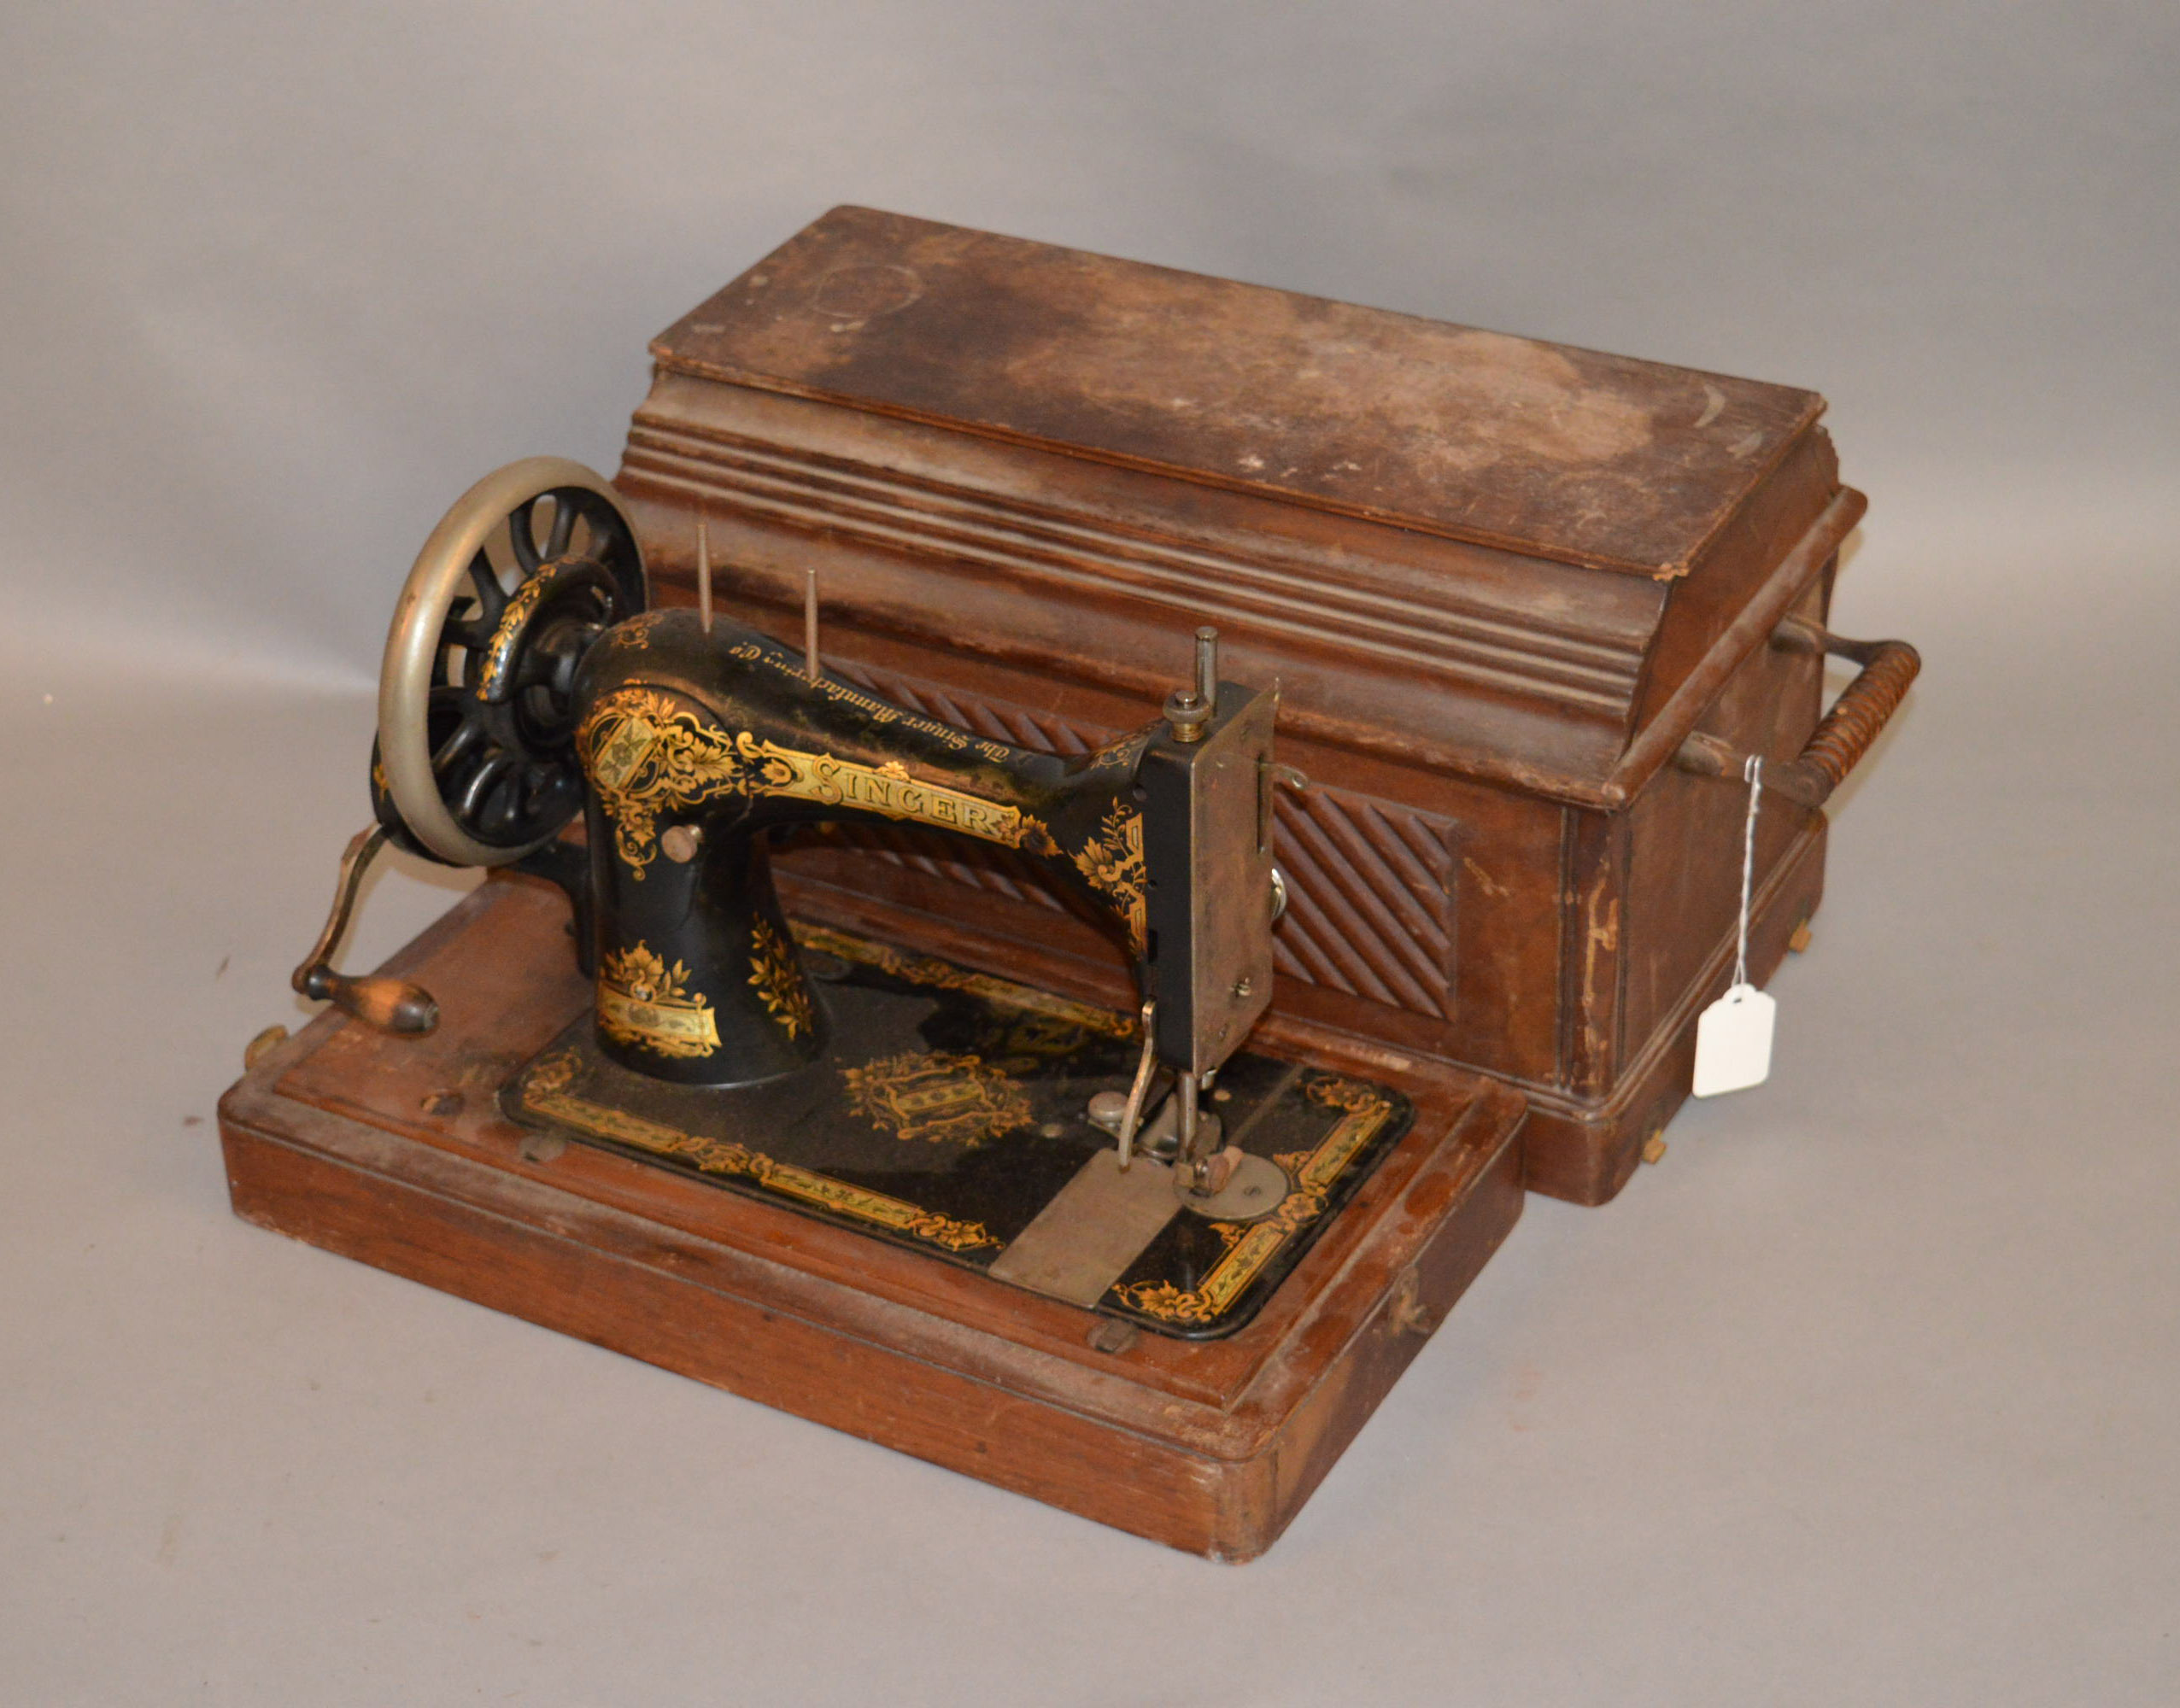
653, 206, 1825, 580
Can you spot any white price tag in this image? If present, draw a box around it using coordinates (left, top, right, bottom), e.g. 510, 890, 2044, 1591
1691, 982, 1775, 1097
1691, 753, 1780, 1099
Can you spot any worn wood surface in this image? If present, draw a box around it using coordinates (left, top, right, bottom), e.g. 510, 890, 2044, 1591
221, 878, 1527, 1559
651, 205, 1825, 578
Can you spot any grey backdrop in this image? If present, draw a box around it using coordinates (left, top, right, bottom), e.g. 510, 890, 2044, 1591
3, 4, 2176, 1704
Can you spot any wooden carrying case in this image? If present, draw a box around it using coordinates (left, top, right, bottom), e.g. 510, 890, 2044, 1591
612, 207, 1917, 1207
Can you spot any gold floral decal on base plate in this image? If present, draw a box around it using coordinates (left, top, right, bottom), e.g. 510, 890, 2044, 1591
519, 1050, 998, 1252
843, 1050, 1034, 1149
1113, 1073, 1396, 1326
1070, 801, 1147, 956
746, 917, 815, 1040
596, 941, 720, 1058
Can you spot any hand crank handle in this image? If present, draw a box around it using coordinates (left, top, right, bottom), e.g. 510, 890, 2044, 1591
290, 826, 440, 1036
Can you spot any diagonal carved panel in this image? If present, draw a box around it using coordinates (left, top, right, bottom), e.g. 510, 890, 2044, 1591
1268, 782, 1456, 1018
800, 657, 1458, 1021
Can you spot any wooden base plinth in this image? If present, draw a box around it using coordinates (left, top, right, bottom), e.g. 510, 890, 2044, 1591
219, 878, 1527, 1560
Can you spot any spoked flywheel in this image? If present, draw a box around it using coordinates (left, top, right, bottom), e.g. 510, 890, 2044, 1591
374, 457, 646, 866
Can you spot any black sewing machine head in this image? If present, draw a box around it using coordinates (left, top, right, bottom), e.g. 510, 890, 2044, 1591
295, 458, 1329, 1240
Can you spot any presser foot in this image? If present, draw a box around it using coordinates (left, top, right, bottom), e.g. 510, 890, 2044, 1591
1087, 1087, 1292, 1220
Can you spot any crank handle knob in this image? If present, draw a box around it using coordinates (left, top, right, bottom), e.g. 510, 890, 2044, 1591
296, 965, 440, 1036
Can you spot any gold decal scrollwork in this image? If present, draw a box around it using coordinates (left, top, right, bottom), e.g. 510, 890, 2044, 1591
580, 689, 746, 878
597, 942, 721, 1058
475, 573, 552, 700
843, 1050, 1034, 1149
735, 735, 1034, 848
789, 923, 1136, 1039
523, 1080, 998, 1255
1113, 1074, 1396, 1325
578, 688, 1047, 875
746, 917, 815, 1040
517, 1054, 1001, 1254
1070, 801, 1148, 956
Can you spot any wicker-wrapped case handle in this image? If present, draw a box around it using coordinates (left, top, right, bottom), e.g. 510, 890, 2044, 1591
1677, 618, 1922, 809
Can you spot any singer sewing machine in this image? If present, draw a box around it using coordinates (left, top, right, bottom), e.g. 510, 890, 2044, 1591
318, 450, 1339, 1296
221, 208, 1916, 1559
225, 453, 1531, 1559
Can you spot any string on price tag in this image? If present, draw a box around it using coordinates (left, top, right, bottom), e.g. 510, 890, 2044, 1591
1691, 754, 1777, 1097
